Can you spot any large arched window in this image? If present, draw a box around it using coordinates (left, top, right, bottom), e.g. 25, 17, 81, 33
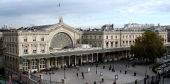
50, 32, 73, 49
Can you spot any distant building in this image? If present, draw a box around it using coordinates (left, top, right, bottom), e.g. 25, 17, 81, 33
124, 23, 155, 31
164, 25, 170, 42
82, 29, 167, 48
101, 24, 114, 31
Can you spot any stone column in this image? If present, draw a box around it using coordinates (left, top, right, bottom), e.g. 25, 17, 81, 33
126, 50, 128, 58
75, 56, 77, 65
86, 54, 88, 63
97, 53, 98, 62
81, 55, 83, 65
52, 58, 55, 68
92, 54, 93, 63
55, 58, 58, 68
68, 56, 71, 66
46, 58, 50, 69
62, 57, 64, 67
29, 59, 32, 73
37, 59, 40, 72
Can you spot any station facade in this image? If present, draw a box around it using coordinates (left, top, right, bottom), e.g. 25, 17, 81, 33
0, 18, 168, 76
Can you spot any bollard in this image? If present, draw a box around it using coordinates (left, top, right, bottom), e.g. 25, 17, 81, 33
102, 78, 104, 82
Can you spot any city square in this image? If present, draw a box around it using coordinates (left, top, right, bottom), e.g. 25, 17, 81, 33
34, 61, 155, 84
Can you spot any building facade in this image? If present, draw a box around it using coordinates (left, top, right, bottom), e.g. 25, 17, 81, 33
124, 23, 155, 31
82, 30, 167, 48
0, 18, 168, 77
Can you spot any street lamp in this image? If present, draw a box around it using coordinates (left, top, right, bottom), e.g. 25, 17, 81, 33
113, 61, 115, 70
96, 63, 98, 74
49, 68, 52, 84
145, 64, 147, 78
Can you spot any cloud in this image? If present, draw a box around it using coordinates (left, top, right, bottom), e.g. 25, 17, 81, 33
119, 0, 170, 14
0, 0, 170, 28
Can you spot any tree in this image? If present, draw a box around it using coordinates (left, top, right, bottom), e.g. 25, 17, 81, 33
130, 31, 166, 63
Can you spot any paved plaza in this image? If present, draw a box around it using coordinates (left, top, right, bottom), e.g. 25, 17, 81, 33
35, 61, 156, 84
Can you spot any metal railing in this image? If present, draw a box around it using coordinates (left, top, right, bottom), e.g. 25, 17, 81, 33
124, 75, 161, 84
40, 79, 62, 84
31, 74, 62, 84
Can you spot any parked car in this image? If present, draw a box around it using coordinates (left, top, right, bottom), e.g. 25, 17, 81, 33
155, 67, 163, 74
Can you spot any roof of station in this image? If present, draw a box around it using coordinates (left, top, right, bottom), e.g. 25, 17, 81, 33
21, 47, 130, 59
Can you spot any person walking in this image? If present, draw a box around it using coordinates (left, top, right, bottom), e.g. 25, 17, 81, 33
82, 72, 84, 79
76, 72, 78, 77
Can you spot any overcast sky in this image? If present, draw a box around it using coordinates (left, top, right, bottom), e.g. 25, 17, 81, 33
0, 0, 170, 28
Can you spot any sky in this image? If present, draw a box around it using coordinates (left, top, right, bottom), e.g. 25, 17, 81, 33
0, 0, 170, 28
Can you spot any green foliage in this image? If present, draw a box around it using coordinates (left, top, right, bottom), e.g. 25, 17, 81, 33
130, 31, 166, 63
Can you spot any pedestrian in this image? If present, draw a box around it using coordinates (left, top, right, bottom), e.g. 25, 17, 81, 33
103, 65, 105, 69
112, 68, 115, 72
82, 75, 84, 79
109, 65, 112, 70
120, 70, 121, 73
94, 81, 96, 84
144, 78, 147, 84
135, 80, 137, 84
113, 80, 116, 84
76, 73, 78, 77
125, 70, 127, 74
151, 79, 154, 84
147, 75, 149, 79
125, 64, 127, 68
82, 72, 84, 79
102, 78, 104, 82
134, 72, 136, 76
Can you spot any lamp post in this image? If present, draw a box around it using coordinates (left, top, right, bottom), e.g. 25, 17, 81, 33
96, 63, 98, 74
162, 67, 165, 84
145, 65, 147, 78
49, 68, 52, 84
